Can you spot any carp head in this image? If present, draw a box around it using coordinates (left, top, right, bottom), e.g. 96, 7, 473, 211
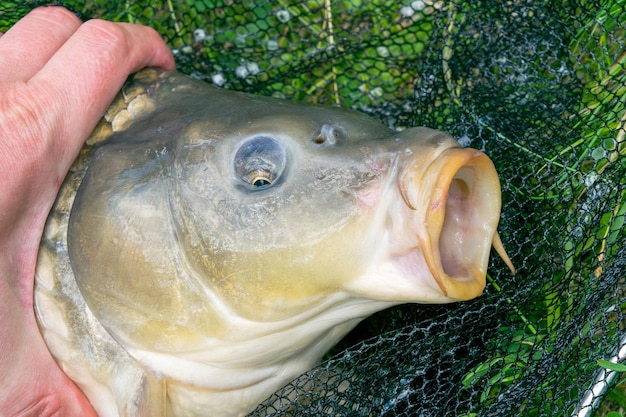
37, 69, 513, 417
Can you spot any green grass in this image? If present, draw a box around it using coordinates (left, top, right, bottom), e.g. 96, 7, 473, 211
460, 0, 626, 411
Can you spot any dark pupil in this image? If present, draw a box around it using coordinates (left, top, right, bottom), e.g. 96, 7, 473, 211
253, 178, 271, 187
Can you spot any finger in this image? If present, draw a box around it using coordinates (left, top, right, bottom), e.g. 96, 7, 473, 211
0, 7, 82, 82
0, 283, 98, 417
29, 19, 175, 171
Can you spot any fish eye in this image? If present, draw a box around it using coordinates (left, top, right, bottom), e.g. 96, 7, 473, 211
245, 169, 272, 187
233, 136, 286, 190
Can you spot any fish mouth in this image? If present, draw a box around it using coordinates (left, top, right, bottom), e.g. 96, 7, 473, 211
399, 146, 515, 301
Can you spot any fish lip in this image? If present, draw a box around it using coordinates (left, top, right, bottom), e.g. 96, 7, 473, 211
399, 146, 503, 301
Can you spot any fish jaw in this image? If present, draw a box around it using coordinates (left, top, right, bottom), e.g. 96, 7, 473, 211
347, 134, 509, 303
119, 294, 395, 416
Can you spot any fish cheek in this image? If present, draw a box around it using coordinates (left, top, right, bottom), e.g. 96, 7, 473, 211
206, 198, 376, 321
171, 148, 375, 321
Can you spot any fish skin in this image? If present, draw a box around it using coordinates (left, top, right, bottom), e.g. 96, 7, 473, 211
34, 68, 511, 417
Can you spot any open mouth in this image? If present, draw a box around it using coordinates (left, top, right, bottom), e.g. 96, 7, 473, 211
400, 146, 515, 301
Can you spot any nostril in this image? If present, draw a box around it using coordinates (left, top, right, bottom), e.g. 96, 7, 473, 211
312, 124, 345, 146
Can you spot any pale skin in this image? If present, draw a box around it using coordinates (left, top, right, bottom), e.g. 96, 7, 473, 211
0, 6, 175, 416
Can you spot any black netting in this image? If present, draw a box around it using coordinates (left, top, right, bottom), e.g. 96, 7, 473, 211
2, 1, 625, 416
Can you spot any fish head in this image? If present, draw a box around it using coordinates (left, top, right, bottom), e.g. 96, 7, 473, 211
166, 100, 507, 318
62, 69, 512, 414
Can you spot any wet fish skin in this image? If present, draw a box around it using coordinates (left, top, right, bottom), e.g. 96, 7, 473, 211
35, 68, 512, 417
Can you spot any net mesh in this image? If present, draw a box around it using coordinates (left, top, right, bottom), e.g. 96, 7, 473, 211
2, 1, 625, 416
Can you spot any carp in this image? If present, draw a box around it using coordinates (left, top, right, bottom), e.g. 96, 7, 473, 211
35, 68, 514, 417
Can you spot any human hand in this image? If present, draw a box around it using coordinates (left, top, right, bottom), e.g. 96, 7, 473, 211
0, 6, 175, 416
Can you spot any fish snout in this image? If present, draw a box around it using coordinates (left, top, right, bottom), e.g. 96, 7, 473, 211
398, 144, 513, 301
